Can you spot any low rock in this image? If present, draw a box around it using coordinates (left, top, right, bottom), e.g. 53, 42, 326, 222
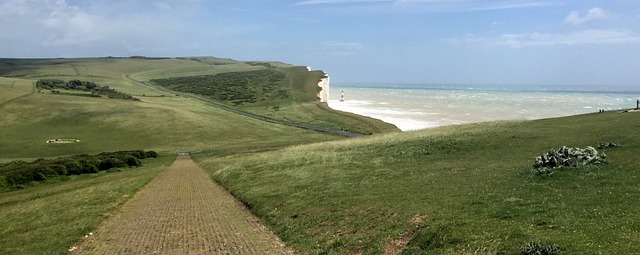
533, 146, 607, 176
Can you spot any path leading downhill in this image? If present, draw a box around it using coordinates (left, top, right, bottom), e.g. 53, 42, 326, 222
74, 156, 295, 255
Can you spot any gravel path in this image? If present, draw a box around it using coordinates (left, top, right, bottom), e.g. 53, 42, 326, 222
73, 156, 295, 255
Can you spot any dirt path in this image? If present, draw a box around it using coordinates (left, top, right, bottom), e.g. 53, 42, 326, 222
73, 156, 295, 255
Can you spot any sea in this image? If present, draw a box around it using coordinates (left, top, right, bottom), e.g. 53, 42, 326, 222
327, 84, 640, 131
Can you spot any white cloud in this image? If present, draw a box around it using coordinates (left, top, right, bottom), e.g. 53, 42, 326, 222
462, 1, 559, 11
292, 0, 390, 6
292, 0, 560, 11
0, 0, 249, 57
0, 0, 28, 16
564, 7, 614, 26
447, 29, 640, 48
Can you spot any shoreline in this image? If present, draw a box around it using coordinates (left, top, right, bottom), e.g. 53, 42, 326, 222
327, 86, 640, 131
328, 99, 445, 131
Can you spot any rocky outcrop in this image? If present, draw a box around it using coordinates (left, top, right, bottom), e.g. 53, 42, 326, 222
533, 146, 607, 176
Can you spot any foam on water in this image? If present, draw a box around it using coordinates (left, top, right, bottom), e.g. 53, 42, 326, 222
328, 86, 640, 131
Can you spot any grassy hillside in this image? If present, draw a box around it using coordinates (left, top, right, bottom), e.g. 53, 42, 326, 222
0, 77, 34, 104
148, 64, 399, 134
0, 57, 352, 254
0, 57, 398, 161
243, 67, 399, 134
0, 57, 398, 135
0, 85, 339, 160
197, 111, 640, 254
4, 57, 637, 255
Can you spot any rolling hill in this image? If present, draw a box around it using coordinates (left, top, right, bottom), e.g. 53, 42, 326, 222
1, 57, 639, 254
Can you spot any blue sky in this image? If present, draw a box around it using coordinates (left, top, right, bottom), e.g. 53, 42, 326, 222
1, 0, 639, 88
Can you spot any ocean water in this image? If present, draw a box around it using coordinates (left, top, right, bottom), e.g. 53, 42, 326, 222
327, 85, 640, 131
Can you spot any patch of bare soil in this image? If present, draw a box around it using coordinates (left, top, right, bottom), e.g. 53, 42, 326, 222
72, 155, 295, 255
383, 214, 428, 255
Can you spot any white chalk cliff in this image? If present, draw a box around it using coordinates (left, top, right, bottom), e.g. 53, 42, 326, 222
306, 66, 330, 102
317, 73, 330, 103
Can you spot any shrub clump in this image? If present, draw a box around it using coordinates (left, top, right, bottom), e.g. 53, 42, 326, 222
521, 241, 560, 255
36, 79, 140, 101
0, 150, 159, 190
533, 146, 606, 176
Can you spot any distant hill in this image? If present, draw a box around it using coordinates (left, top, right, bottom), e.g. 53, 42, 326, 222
0, 57, 398, 161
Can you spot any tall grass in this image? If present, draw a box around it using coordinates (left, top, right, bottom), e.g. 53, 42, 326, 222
197, 112, 640, 254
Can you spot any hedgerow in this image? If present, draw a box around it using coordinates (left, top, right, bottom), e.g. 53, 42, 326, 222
0, 150, 158, 190
36, 79, 140, 101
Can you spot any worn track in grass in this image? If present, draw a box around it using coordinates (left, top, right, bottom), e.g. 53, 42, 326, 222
73, 155, 294, 255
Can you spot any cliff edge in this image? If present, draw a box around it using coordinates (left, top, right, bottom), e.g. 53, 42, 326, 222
317, 73, 330, 103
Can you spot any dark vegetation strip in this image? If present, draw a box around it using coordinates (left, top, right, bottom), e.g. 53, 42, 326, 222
0, 150, 158, 191
127, 74, 363, 137
36, 79, 140, 101
151, 69, 288, 106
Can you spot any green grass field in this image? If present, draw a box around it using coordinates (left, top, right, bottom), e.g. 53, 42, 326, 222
1, 57, 639, 254
197, 112, 640, 254
0, 90, 338, 160
0, 57, 389, 161
0, 57, 349, 254
0, 77, 35, 108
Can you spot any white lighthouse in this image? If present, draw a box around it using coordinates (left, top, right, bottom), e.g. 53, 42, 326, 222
340, 90, 345, 102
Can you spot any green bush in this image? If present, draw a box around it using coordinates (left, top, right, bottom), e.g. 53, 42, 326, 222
124, 156, 142, 167
50, 165, 67, 176
145, 151, 158, 158
0, 176, 8, 191
33, 172, 48, 182
36, 79, 139, 101
4, 171, 29, 186
98, 158, 126, 170
25, 165, 58, 182
64, 160, 83, 175
79, 159, 99, 174
0, 150, 158, 190
128, 150, 146, 159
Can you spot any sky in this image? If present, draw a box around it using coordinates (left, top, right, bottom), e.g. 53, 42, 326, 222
1, 0, 639, 89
